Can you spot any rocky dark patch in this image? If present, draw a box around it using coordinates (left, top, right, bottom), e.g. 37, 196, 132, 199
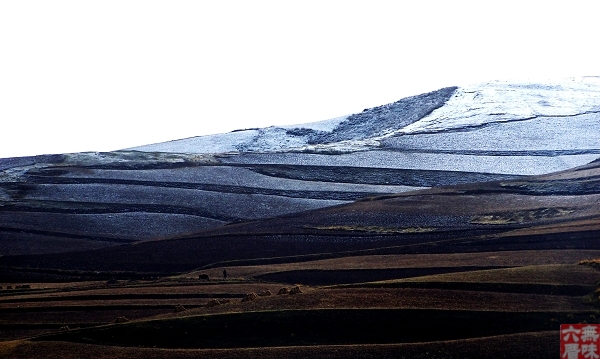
314, 87, 458, 143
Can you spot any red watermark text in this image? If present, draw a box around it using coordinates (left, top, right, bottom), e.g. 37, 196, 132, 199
561, 324, 600, 359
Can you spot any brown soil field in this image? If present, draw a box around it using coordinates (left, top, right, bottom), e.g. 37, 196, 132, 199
180, 249, 600, 279
1, 331, 558, 359
1, 250, 599, 348
0, 282, 284, 301
158, 287, 593, 316
0, 281, 104, 291
0, 309, 172, 325
501, 217, 600, 237
382, 264, 600, 286
0, 281, 288, 340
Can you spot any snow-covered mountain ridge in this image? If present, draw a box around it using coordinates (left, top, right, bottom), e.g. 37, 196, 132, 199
129, 77, 600, 155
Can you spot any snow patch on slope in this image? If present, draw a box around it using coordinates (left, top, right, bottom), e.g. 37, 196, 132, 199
398, 77, 600, 135
126, 119, 349, 155
130, 129, 259, 154
236, 127, 309, 152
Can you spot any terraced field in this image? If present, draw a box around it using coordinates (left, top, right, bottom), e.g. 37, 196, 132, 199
1, 79, 600, 358
1, 247, 599, 358
0, 159, 598, 357
6, 151, 513, 256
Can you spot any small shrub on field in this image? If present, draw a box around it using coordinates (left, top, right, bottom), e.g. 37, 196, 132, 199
289, 286, 302, 295
258, 290, 272, 297
113, 316, 130, 323
241, 293, 259, 302
277, 287, 290, 295
277, 286, 303, 295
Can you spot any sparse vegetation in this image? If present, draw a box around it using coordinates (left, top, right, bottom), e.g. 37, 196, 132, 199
306, 225, 436, 234
240, 293, 259, 303
470, 207, 576, 225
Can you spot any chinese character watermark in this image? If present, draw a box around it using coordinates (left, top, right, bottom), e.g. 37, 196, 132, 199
562, 325, 600, 359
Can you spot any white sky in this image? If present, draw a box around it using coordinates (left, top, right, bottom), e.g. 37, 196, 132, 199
1, 1, 598, 159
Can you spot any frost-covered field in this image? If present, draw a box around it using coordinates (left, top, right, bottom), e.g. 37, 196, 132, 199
56, 166, 419, 194
221, 151, 598, 176
23, 184, 348, 221
0, 212, 225, 241
129, 130, 260, 154
383, 113, 600, 153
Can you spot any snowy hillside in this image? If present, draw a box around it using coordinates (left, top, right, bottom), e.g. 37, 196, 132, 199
131, 78, 600, 154
1, 78, 599, 256
127, 86, 458, 154
130, 77, 600, 175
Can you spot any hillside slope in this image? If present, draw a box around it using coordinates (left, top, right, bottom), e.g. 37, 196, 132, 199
1, 78, 599, 257
1, 158, 598, 279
